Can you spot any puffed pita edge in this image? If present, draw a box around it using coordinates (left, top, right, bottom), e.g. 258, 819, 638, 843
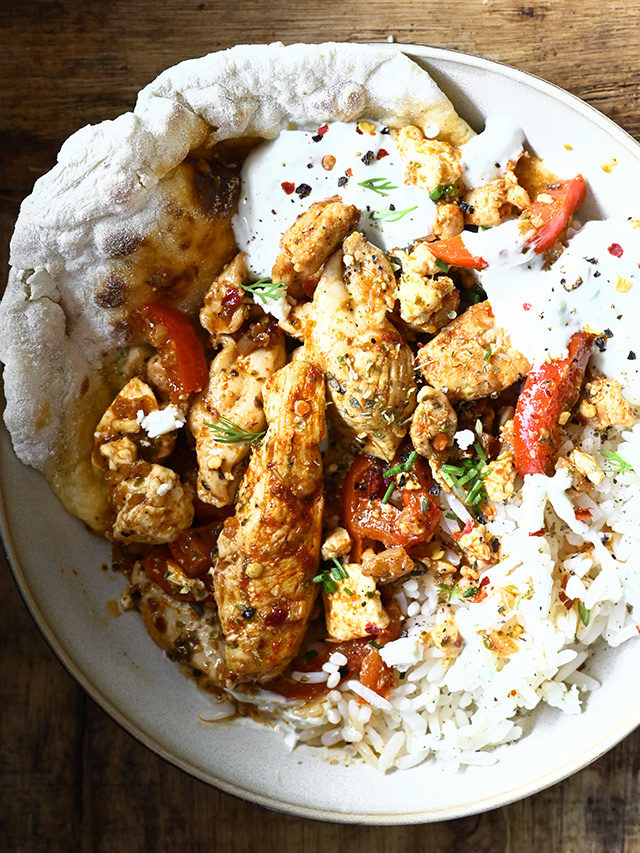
0, 41, 473, 529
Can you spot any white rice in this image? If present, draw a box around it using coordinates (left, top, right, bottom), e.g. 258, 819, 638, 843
251, 421, 640, 772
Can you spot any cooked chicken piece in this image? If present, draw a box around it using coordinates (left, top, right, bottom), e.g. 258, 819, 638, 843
199, 253, 250, 341
557, 448, 606, 491
110, 462, 194, 543
410, 385, 458, 459
430, 613, 462, 660
432, 201, 465, 240
302, 232, 417, 460
395, 125, 463, 194
484, 418, 517, 503
321, 527, 352, 561
456, 523, 497, 569
462, 169, 530, 228
323, 562, 389, 641
272, 196, 360, 298
580, 375, 635, 430
213, 361, 326, 684
93, 378, 193, 543
129, 561, 228, 687
394, 242, 459, 333
417, 302, 530, 402
188, 327, 286, 507
361, 546, 416, 585
481, 625, 522, 657
145, 354, 172, 400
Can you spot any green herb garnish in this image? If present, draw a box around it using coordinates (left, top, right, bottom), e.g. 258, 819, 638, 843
429, 183, 458, 202
368, 640, 383, 649
331, 558, 349, 580
384, 450, 418, 478
462, 587, 479, 599
435, 258, 450, 273
601, 450, 634, 474
381, 482, 396, 504
438, 582, 460, 602
312, 571, 338, 594
240, 276, 287, 304
205, 417, 266, 445
372, 205, 418, 222
357, 177, 398, 196
578, 600, 591, 627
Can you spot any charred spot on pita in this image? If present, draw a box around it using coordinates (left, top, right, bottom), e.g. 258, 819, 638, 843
95, 275, 128, 309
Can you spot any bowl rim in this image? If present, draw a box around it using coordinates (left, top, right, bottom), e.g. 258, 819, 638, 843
3, 41, 640, 825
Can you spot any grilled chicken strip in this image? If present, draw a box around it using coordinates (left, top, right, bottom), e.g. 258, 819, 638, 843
213, 360, 326, 684
199, 252, 250, 342
93, 377, 193, 543
417, 301, 530, 402
272, 196, 360, 297
188, 324, 286, 507
302, 232, 417, 460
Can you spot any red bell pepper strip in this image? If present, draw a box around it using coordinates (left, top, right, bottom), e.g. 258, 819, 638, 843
427, 235, 488, 270
513, 331, 595, 476
134, 302, 209, 402
342, 453, 440, 560
524, 175, 587, 254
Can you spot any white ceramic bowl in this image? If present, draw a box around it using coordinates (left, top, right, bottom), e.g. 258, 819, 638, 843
3, 43, 640, 824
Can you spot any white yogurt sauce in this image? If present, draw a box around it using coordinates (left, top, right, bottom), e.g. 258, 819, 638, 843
460, 115, 524, 189
463, 219, 640, 401
233, 120, 436, 279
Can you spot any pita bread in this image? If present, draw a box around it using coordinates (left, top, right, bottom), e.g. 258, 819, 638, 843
0, 42, 472, 531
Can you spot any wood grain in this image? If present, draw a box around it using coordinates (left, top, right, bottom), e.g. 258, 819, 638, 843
2, 1, 640, 850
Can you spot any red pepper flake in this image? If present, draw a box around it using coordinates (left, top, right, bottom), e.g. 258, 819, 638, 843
462, 519, 473, 536
523, 302, 532, 311
365, 622, 381, 635
479, 576, 490, 589
376, 148, 389, 160
346, 167, 353, 177
356, 126, 363, 135
608, 243, 624, 258
529, 527, 545, 537
281, 181, 295, 195
574, 507, 592, 522
317, 124, 329, 136
558, 589, 574, 610
636, 625, 640, 635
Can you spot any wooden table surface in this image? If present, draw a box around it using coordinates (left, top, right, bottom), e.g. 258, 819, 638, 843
2, 2, 640, 850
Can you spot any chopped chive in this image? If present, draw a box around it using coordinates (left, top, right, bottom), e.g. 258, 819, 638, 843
381, 482, 396, 504
435, 258, 450, 273
422, 498, 431, 513
332, 557, 348, 579
368, 640, 382, 649
445, 511, 459, 521
440, 470, 457, 489
429, 185, 444, 202
484, 346, 493, 362
343, 587, 355, 596
383, 462, 404, 477
474, 440, 487, 463
312, 573, 326, 584
323, 578, 338, 594
330, 564, 343, 580
578, 600, 591, 627
462, 587, 479, 599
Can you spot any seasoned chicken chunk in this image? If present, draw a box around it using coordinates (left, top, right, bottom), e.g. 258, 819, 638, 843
417, 302, 530, 402
129, 561, 228, 687
93, 378, 193, 543
580, 375, 635, 430
410, 384, 458, 459
484, 418, 517, 503
557, 448, 606, 491
323, 562, 389, 641
462, 169, 530, 228
199, 253, 250, 341
456, 523, 497, 569
395, 243, 459, 333
361, 546, 416, 585
213, 361, 326, 684
272, 196, 360, 297
396, 125, 463, 194
303, 232, 417, 460
188, 325, 286, 507
432, 202, 465, 240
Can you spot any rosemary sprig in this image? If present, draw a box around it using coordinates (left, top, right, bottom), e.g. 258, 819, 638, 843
240, 276, 287, 304
372, 205, 418, 222
205, 417, 266, 445
357, 176, 399, 196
